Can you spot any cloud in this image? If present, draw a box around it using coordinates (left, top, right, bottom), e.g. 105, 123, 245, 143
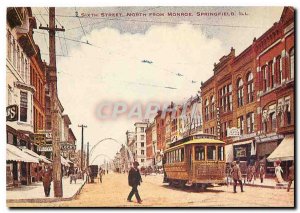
56, 22, 224, 160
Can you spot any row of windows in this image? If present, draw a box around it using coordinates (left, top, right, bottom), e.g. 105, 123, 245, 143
30, 67, 44, 105
7, 30, 30, 84
237, 112, 255, 135
195, 146, 224, 161
166, 148, 185, 164
261, 48, 294, 92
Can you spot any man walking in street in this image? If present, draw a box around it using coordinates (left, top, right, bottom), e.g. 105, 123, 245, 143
287, 161, 294, 192
127, 161, 143, 204
99, 167, 103, 183
259, 163, 265, 183
231, 161, 244, 193
41, 165, 52, 197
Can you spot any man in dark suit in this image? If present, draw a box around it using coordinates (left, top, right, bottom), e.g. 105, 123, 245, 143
127, 161, 142, 203
231, 161, 244, 193
41, 165, 52, 197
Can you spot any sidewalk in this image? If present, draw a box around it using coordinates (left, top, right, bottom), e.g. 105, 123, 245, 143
6, 176, 86, 203
231, 178, 294, 189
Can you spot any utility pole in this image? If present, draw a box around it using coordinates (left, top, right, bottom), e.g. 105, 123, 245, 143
39, 7, 65, 197
86, 142, 89, 167
78, 124, 87, 174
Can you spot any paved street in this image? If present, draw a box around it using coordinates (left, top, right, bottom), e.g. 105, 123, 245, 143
8, 172, 294, 207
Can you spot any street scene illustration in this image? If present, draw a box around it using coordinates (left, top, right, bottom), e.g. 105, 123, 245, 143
6, 6, 294, 207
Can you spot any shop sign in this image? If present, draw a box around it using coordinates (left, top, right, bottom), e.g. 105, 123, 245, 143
235, 146, 246, 158
227, 127, 241, 137
33, 133, 46, 146
6, 105, 18, 121
37, 145, 53, 152
60, 142, 76, 151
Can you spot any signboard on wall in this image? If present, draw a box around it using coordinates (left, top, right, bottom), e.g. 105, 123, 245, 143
37, 145, 53, 152
235, 146, 246, 158
227, 127, 241, 137
6, 105, 18, 121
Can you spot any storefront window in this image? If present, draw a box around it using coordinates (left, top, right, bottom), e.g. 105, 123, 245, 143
207, 146, 216, 160
195, 145, 205, 161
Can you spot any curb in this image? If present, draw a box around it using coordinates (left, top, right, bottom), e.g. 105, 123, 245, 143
6, 180, 86, 204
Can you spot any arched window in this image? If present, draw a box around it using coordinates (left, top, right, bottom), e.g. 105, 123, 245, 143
205, 99, 209, 121
247, 72, 254, 103
210, 96, 215, 119
237, 78, 244, 107
289, 48, 294, 79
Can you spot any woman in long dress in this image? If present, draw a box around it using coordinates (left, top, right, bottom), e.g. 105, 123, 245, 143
275, 161, 284, 183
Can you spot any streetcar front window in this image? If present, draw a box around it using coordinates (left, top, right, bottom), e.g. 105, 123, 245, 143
218, 146, 224, 161
195, 145, 205, 161
207, 146, 216, 161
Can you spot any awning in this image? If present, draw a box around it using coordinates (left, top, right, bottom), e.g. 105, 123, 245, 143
225, 144, 234, 163
267, 135, 294, 162
39, 155, 52, 164
6, 144, 39, 163
61, 156, 70, 167
22, 148, 52, 164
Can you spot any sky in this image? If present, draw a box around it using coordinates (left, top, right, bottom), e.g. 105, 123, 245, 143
31, 6, 284, 165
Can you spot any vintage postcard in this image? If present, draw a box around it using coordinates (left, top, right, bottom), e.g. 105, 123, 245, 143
6, 6, 294, 207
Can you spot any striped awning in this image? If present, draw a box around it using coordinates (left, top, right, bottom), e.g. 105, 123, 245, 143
6, 144, 39, 163
22, 148, 52, 164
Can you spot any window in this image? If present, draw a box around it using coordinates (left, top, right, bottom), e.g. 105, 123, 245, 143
218, 146, 224, 161
219, 84, 232, 113
20, 91, 28, 122
207, 146, 216, 161
17, 47, 20, 71
237, 116, 244, 135
247, 73, 254, 103
270, 112, 276, 131
262, 66, 268, 92
285, 97, 291, 125
141, 159, 144, 162
13, 40, 16, 67
276, 56, 282, 84
24, 59, 28, 84
289, 48, 294, 79
141, 142, 144, 147
269, 60, 274, 89
237, 78, 244, 107
195, 146, 205, 161
141, 127, 144, 132
141, 150, 144, 155
205, 99, 209, 121
7, 30, 11, 61
246, 112, 254, 133
141, 135, 144, 140
210, 96, 215, 119
180, 148, 184, 162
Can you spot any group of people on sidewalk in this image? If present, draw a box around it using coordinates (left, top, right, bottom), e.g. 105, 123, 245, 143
228, 160, 294, 193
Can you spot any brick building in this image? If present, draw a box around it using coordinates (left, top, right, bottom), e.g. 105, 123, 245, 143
145, 122, 154, 166
200, 7, 294, 177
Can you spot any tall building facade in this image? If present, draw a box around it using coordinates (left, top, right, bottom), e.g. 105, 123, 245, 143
200, 7, 294, 178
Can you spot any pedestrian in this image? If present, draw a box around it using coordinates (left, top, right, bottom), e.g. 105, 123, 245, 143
275, 160, 284, 183
259, 163, 265, 183
287, 161, 294, 192
231, 161, 244, 193
99, 167, 103, 183
127, 161, 143, 204
41, 165, 52, 197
